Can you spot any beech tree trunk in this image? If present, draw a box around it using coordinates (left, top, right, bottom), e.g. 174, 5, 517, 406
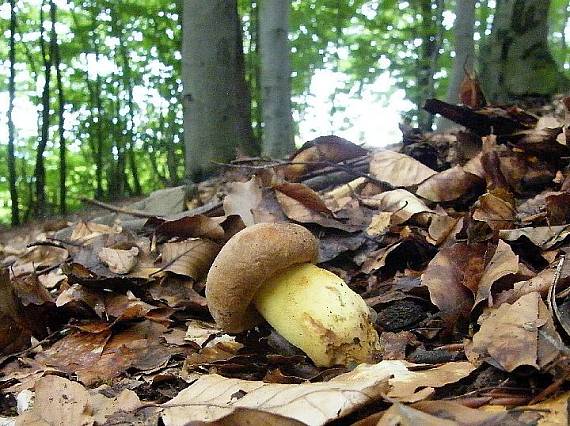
259, 0, 294, 158
438, 0, 476, 131
480, 0, 568, 102
50, 0, 66, 215
34, 1, 52, 218
183, 0, 255, 179
8, 0, 20, 225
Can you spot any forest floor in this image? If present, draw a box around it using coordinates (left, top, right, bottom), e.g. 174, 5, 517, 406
1, 93, 570, 425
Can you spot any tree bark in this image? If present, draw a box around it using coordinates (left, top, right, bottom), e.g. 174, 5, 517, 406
416, 0, 444, 131
183, 0, 255, 179
8, 0, 20, 226
50, 0, 66, 215
480, 0, 569, 103
34, 0, 52, 218
259, 0, 294, 158
438, 0, 476, 131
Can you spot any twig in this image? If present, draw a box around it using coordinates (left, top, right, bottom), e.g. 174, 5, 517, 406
79, 197, 160, 218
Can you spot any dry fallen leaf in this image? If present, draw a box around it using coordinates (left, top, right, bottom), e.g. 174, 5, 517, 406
466, 292, 562, 372
416, 165, 483, 202
369, 150, 436, 187
161, 238, 220, 280
223, 177, 263, 227
97, 246, 140, 274
161, 360, 474, 425
499, 225, 570, 250
362, 189, 436, 225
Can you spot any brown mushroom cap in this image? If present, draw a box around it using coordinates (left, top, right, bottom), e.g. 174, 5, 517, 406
205, 222, 319, 333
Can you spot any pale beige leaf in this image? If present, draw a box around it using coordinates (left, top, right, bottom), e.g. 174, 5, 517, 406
369, 151, 436, 187
367, 212, 392, 236
362, 189, 435, 225
15, 376, 92, 426
70, 221, 122, 242
97, 246, 139, 274
184, 320, 223, 346
161, 239, 221, 280
499, 225, 570, 250
161, 360, 474, 426
223, 177, 263, 227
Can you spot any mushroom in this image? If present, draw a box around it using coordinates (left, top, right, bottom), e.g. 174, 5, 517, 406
205, 222, 380, 367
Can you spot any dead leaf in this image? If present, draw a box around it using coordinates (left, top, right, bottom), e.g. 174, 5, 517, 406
16, 375, 92, 426
499, 225, 570, 250
495, 268, 556, 306
472, 191, 515, 231
465, 292, 562, 371
474, 240, 519, 307
223, 177, 263, 226
161, 238, 220, 280
416, 166, 483, 202
362, 189, 436, 225
70, 221, 122, 242
97, 246, 139, 274
369, 150, 436, 187
285, 135, 368, 181
153, 215, 226, 241
422, 243, 487, 329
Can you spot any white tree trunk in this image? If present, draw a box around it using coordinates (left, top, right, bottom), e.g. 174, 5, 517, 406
183, 0, 251, 178
259, 0, 294, 159
438, 0, 476, 131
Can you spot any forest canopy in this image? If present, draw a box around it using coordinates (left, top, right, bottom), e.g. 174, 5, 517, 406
1, 0, 569, 226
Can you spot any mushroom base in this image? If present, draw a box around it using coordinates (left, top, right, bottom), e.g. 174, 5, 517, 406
253, 263, 380, 367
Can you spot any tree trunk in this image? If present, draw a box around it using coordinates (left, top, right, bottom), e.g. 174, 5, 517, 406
480, 0, 569, 103
438, 0, 476, 131
259, 0, 294, 158
7, 0, 20, 226
34, 0, 52, 218
50, 0, 66, 215
416, 0, 444, 131
182, 0, 255, 179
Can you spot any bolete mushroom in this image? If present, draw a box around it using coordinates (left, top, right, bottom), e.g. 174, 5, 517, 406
205, 222, 380, 367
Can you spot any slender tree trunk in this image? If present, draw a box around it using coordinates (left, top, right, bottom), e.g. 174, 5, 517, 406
50, 0, 66, 215
183, 0, 255, 179
438, 0, 476, 131
416, 0, 444, 130
90, 10, 105, 199
480, 0, 569, 102
236, 5, 259, 157
34, 1, 52, 218
7, 0, 20, 226
259, 0, 294, 158
250, 1, 263, 144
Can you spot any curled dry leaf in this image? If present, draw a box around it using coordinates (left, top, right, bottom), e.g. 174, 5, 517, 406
275, 183, 361, 231
15, 375, 141, 426
421, 243, 487, 329
223, 177, 263, 227
474, 240, 519, 307
472, 191, 515, 231
161, 360, 474, 426
285, 135, 368, 181
416, 165, 483, 202
70, 220, 121, 242
97, 246, 139, 274
184, 319, 223, 347
465, 292, 563, 372
499, 225, 570, 250
495, 268, 556, 306
153, 215, 226, 241
161, 238, 221, 280
369, 150, 436, 187
361, 189, 436, 225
